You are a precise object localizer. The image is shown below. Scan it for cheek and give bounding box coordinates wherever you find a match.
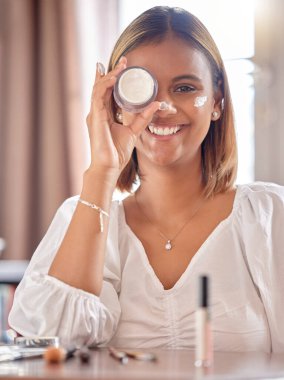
[193,95,208,108]
[188,104,213,141]
[192,96,215,121]
[192,94,215,110]
[177,94,214,115]
[196,110,213,133]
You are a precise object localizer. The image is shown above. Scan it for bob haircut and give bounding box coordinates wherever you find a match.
[108,6,237,198]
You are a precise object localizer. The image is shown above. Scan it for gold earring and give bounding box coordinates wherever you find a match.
[116,112,123,123]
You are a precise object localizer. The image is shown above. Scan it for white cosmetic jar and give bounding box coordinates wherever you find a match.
[114,66,158,113]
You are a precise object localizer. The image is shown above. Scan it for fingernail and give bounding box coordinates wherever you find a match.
[97,62,105,76]
[117,57,127,70]
[159,102,177,113]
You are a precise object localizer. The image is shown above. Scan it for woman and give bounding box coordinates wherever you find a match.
[9,6,284,352]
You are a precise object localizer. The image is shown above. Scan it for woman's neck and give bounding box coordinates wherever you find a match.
[136,161,205,220]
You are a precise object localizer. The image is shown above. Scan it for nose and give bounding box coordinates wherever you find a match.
[155,87,177,115]
[158,101,177,115]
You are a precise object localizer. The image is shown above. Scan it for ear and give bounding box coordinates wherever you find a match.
[212,80,223,120]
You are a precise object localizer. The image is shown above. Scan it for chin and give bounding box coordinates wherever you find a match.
[147,154,181,167]
[136,145,187,169]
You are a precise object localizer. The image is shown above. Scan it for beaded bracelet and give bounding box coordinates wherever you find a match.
[78,198,109,232]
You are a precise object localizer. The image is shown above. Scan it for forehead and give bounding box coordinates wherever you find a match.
[125,36,212,83]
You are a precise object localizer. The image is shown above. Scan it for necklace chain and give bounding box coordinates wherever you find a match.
[134,193,205,252]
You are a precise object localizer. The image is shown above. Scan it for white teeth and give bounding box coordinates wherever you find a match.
[148,125,181,136]
[173,126,180,134]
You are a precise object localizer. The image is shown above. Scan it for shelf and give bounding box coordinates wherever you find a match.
[0,260,29,284]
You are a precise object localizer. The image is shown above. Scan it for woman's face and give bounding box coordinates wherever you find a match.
[122,35,221,169]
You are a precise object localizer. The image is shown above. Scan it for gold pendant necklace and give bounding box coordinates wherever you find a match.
[135,193,205,252]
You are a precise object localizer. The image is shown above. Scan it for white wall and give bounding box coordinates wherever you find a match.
[254,0,284,185]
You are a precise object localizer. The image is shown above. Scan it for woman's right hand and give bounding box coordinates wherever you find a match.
[86,57,160,180]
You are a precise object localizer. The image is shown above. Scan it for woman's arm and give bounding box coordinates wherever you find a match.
[9,197,122,347]
[48,58,160,295]
[48,169,117,295]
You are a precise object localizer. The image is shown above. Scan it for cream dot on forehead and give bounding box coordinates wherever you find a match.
[118,68,155,105]
[194,96,208,108]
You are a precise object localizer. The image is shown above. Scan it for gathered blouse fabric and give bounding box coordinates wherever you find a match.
[8,182,284,352]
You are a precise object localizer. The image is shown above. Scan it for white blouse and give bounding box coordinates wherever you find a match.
[9,182,284,352]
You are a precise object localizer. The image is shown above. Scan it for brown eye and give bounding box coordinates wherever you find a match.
[175,85,196,93]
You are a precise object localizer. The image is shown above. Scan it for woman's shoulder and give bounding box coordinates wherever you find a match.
[234,181,284,222]
[236,181,284,203]
[237,181,284,194]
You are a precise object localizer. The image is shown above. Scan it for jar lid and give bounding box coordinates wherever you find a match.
[114,66,158,112]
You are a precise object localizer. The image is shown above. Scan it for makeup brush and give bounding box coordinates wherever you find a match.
[44,346,76,364]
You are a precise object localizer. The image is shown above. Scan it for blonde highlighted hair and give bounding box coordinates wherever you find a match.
[108,6,237,197]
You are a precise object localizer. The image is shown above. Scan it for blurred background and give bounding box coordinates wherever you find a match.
[0,0,284,261]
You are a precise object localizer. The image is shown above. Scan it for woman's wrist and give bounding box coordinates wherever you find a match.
[81,167,119,203]
[84,166,119,184]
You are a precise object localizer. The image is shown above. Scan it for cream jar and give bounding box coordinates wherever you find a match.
[114,66,158,113]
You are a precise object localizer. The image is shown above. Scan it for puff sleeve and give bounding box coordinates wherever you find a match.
[238,183,284,352]
[8,197,122,347]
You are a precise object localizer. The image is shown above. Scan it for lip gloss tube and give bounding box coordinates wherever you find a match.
[195,275,213,368]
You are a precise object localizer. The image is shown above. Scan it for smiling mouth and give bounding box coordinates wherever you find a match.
[147,123,188,136]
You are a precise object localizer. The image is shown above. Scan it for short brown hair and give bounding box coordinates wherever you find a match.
[108,6,237,197]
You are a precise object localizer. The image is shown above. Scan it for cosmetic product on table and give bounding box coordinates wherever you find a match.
[195,275,213,368]
[15,336,60,348]
[0,345,48,363]
[0,336,66,363]
[122,349,157,361]
[44,346,77,364]
[108,346,129,364]
[78,346,91,364]
[108,346,157,364]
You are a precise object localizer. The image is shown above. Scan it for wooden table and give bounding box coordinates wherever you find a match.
[1,348,284,380]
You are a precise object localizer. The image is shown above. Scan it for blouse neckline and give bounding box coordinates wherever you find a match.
[118,185,242,293]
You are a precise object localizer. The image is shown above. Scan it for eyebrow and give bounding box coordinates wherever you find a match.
[172,74,202,83]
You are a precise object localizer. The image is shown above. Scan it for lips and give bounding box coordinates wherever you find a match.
[147,123,188,136]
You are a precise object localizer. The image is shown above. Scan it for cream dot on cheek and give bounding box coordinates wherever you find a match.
[194,96,208,108]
